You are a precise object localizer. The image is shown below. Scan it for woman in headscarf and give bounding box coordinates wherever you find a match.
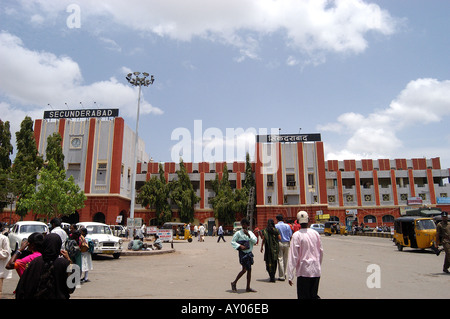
[260,219,281,282]
[6,232,44,277]
[15,233,75,299]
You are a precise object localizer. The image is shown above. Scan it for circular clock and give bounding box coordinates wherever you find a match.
[71,137,82,148]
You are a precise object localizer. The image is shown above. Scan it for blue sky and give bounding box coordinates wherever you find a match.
[1,1,450,167]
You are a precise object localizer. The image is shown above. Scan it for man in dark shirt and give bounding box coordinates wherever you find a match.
[435,211,450,273]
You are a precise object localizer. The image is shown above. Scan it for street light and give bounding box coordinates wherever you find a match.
[126,72,154,231]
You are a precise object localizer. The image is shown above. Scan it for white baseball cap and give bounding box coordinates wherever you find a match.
[297,211,309,224]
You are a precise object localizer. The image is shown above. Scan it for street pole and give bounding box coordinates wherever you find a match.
[126,72,154,236]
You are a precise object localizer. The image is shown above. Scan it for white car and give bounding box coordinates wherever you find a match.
[310,223,325,234]
[76,222,123,259]
[8,221,49,252]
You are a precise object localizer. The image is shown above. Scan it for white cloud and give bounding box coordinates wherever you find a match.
[0,31,162,120]
[318,78,450,161]
[21,0,398,60]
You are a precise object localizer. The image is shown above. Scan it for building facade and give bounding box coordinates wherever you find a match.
[3,118,450,230]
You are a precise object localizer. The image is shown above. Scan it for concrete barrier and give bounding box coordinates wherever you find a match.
[356,232,393,238]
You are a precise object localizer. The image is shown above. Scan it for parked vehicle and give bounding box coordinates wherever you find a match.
[76,222,123,258]
[8,221,48,252]
[393,216,436,251]
[324,221,348,236]
[310,223,325,234]
[161,222,192,242]
[109,224,127,237]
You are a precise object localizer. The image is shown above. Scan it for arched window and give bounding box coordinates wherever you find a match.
[382,215,394,223]
[93,212,106,224]
[364,215,376,224]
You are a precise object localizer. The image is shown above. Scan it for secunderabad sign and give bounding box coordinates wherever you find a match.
[43,109,119,119]
[256,133,321,143]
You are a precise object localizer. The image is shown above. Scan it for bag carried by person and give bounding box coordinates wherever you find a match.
[79,236,89,253]
[65,239,80,261]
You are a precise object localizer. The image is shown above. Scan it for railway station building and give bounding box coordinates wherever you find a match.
[3,114,450,230]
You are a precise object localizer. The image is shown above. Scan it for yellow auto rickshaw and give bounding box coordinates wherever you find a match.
[161,222,193,242]
[393,216,436,251]
[324,221,347,236]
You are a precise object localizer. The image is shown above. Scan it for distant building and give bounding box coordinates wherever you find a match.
[3,117,450,231]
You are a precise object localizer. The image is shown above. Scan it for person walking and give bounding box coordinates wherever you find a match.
[260,219,280,282]
[230,218,257,293]
[275,214,292,281]
[217,224,226,242]
[79,227,93,283]
[0,222,12,298]
[199,223,205,242]
[435,211,450,273]
[287,211,323,299]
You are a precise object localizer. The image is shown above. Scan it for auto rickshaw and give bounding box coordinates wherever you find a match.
[161,222,193,242]
[324,221,348,236]
[393,216,436,251]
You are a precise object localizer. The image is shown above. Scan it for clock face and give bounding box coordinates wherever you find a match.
[71,137,81,148]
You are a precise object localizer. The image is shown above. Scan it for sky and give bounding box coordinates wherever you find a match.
[1,0,450,168]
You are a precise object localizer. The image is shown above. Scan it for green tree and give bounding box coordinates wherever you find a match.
[12,116,43,219]
[210,163,236,225]
[0,120,13,211]
[16,159,86,220]
[137,163,172,224]
[45,132,65,170]
[169,160,200,223]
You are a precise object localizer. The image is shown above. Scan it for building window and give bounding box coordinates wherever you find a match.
[267,174,274,187]
[328,195,335,203]
[382,194,390,202]
[67,163,81,181]
[364,195,372,202]
[267,196,272,204]
[346,194,354,202]
[96,162,107,185]
[286,174,296,187]
[308,173,315,187]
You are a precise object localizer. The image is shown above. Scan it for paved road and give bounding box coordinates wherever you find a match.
[2,234,449,300]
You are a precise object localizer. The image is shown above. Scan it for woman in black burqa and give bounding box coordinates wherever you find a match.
[15,233,75,299]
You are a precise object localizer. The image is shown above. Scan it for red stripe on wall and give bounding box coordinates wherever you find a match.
[427,169,436,204]
[277,143,283,205]
[34,119,42,152]
[255,143,264,206]
[110,117,124,194]
[316,142,328,205]
[84,118,96,194]
[58,119,66,146]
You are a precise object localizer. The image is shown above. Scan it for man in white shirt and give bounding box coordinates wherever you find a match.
[50,218,68,250]
[198,223,205,242]
[287,211,323,299]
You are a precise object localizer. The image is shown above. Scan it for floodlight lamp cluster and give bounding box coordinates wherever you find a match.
[126,72,155,87]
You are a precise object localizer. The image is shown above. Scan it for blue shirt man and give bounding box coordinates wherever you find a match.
[275,215,293,281]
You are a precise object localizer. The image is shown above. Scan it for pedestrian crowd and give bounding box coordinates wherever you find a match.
[0,218,93,299]
[230,212,324,299]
